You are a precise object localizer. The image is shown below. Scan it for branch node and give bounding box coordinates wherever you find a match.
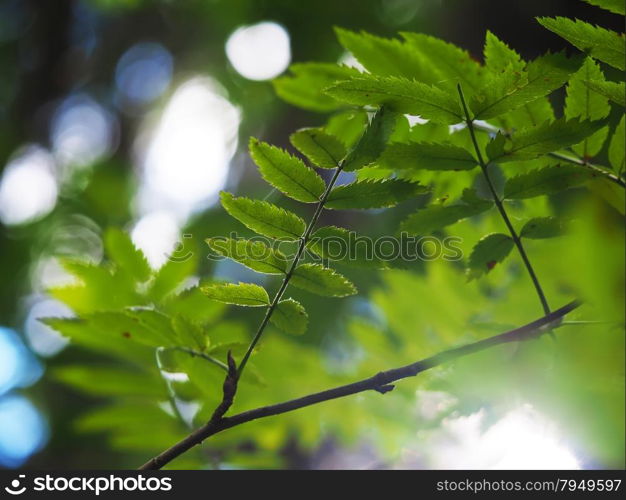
[374,384,395,394]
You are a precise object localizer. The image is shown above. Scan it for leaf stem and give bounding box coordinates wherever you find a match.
[167,346,229,372]
[457,84,551,316]
[237,165,344,378]
[472,121,625,188]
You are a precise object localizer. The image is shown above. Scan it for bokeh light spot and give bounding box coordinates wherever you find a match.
[225,21,291,81]
[0,395,48,468]
[0,145,57,226]
[115,42,173,105]
[51,94,117,171]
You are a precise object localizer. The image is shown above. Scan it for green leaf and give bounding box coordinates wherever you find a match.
[400,189,493,235]
[148,251,198,303]
[467,233,514,279]
[335,28,433,81]
[207,237,288,275]
[520,216,565,239]
[249,138,325,203]
[271,298,308,335]
[53,365,165,398]
[290,128,347,168]
[608,115,625,172]
[291,263,356,297]
[326,179,427,210]
[171,314,207,352]
[584,80,626,107]
[41,316,153,364]
[379,142,477,171]
[342,106,397,171]
[537,17,625,70]
[104,227,151,282]
[564,58,611,158]
[220,192,306,240]
[325,75,464,124]
[308,226,388,269]
[565,58,611,121]
[51,259,139,314]
[503,165,593,199]
[582,0,625,14]
[400,32,485,92]
[470,52,582,120]
[201,282,270,307]
[484,31,525,73]
[272,63,360,112]
[487,118,606,163]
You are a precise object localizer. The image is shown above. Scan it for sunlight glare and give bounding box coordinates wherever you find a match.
[225,22,291,81]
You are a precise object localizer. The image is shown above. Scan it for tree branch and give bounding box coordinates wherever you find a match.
[139,299,581,470]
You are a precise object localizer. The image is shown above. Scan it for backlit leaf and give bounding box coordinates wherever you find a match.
[207,237,288,275]
[467,233,514,279]
[271,299,308,335]
[220,192,305,240]
[290,128,347,168]
[249,138,325,202]
[326,179,427,209]
[291,263,357,297]
[201,282,270,307]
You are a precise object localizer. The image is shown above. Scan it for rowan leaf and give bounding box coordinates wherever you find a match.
[201,282,270,307]
[326,179,428,210]
[308,226,388,269]
[104,227,151,282]
[537,17,625,70]
[565,58,611,121]
[503,165,593,199]
[249,138,325,202]
[487,118,606,163]
[564,58,611,157]
[290,128,347,168]
[401,32,484,92]
[148,252,198,303]
[272,63,360,112]
[470,52,582,120]
[467,233,514,280]
[520,216,565,239]
[271,299,308,335]
[584,80,626,107]
[325,75,464,124]
[220,192,305,240]
[207,237,288,275]
[291,263,356,297]
[342,106,398,171]
[400,189,493,235]
[484,30,525,73]
[53,366,165,398]
[379,142,478,171]
[335,28,434,81]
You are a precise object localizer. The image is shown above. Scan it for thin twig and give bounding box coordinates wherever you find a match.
[237,162,344,378]
[457,84,551,316]
[473,121,625,189]
[139,299,581,470]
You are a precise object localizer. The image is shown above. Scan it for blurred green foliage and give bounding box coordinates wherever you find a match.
[0,0,623,470]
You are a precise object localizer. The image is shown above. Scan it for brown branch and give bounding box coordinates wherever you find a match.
[139,299,581,470]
